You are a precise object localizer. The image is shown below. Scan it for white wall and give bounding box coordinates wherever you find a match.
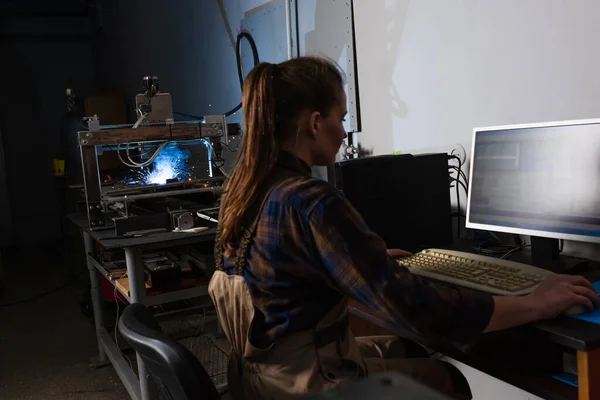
[353,0,600,259]
[354,0,600,157]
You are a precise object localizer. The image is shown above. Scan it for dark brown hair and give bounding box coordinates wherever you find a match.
[219,56,344,251]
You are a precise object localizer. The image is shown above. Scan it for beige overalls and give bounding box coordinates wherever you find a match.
[209,183,471,400]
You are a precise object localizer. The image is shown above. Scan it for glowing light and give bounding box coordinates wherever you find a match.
[144,144,190,185]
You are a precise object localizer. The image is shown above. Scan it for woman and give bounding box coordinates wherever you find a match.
[209,56,599,399]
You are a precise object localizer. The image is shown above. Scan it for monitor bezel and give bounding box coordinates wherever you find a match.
[465,117,600,244]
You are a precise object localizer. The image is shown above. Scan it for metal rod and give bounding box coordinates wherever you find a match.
[285,0,293,59]
[204,140,214,178]
[124,247,153,399]
[81,146,103,228]
[154,305,215,319]
[98,329,141,400]
[216,0,236,50]
[124,247,145,304]
[102,177,225,196]
[136,354,152,400]
[77,121,224,146]
[103,186,223,202]
[144,285,209,307]
[154,305,206,318]
[84,231,107,363]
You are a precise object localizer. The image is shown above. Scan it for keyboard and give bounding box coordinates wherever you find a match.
[396,249,552,296]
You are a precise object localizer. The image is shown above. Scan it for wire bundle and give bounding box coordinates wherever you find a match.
[448,152,468,238]
[473,233,529,259]
[117,142,170,168]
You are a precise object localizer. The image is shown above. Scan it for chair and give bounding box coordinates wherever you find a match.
[118,303,221,400]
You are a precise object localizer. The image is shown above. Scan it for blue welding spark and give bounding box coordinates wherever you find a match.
[144,144,191,184]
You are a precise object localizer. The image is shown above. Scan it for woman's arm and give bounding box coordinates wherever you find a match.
[485,274,600,332]
[309,188,599,345]
[386,249,600,333]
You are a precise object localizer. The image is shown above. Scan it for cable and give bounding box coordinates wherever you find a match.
[223,140,240,152]
[116,142,169,168]
[189,305,207,353]
[126,142,168,167]
[173,112,204,121]
[202,139,230,177]
[449,166,469,188]
[450,178,468,196]
[474,234,526,256]
[132,113,146,129]
[115,137,230,180]
[501,244,531,259]
[114,283,133,369]
[448,155,464,238]
[223,31,260,117]
[456,178,461,238]
[132,106,147,129]
[489,232,501,243]
[136,142,169,158]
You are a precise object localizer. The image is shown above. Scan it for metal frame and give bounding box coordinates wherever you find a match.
[78,120,227,230]
[242,0,360,132]
[294,0,361,132]
[465,117,600,245]
[83,228,216,400]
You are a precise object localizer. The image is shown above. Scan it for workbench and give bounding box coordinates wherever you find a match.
[68,213,217,400]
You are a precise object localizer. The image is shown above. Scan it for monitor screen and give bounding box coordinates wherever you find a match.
[466,119,600,244]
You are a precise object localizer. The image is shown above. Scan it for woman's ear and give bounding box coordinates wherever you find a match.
[308,111,322,138]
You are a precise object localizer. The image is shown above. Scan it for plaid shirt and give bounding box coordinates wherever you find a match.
[221,152,494,348]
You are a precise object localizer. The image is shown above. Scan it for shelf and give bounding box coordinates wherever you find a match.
[144,285,209,306]
[88,255,132,302]
[87,254,209,306]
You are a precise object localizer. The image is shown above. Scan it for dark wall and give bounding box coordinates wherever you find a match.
[93,0,256,124]
[93,0,267,177]
[0,10,96,245]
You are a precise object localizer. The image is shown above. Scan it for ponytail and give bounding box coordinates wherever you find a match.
[219,63,279,250]
[219,57,344,251]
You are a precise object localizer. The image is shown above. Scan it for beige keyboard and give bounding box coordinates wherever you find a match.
[397,249,552,296]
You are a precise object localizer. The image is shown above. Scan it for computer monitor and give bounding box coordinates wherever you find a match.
[466,118,600,268]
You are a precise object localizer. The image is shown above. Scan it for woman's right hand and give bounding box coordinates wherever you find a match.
[526,274,600,319]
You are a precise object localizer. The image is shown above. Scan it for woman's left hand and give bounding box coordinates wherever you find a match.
[386,249,413,258]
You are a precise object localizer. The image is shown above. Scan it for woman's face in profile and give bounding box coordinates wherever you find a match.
[311,90,348,166]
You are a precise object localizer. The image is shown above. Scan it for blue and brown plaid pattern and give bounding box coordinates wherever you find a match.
[218,152,494,348]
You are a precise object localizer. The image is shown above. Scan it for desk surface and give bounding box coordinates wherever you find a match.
[67,213,217,250]
[349,301,577,400]
[444,241,600,352]
[507,249,600,352]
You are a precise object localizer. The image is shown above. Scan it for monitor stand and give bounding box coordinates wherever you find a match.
[531,236,590,273]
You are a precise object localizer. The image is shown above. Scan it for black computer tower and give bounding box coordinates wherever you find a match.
[332,153,453,251]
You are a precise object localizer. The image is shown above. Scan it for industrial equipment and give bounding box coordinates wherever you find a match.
[78,77,239,234]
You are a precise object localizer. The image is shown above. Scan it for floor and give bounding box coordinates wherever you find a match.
[0,244,130,400]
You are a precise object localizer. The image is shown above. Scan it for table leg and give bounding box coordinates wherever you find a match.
[84,231,107,364]
[577,348,600,400]
[124,247,154,400]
